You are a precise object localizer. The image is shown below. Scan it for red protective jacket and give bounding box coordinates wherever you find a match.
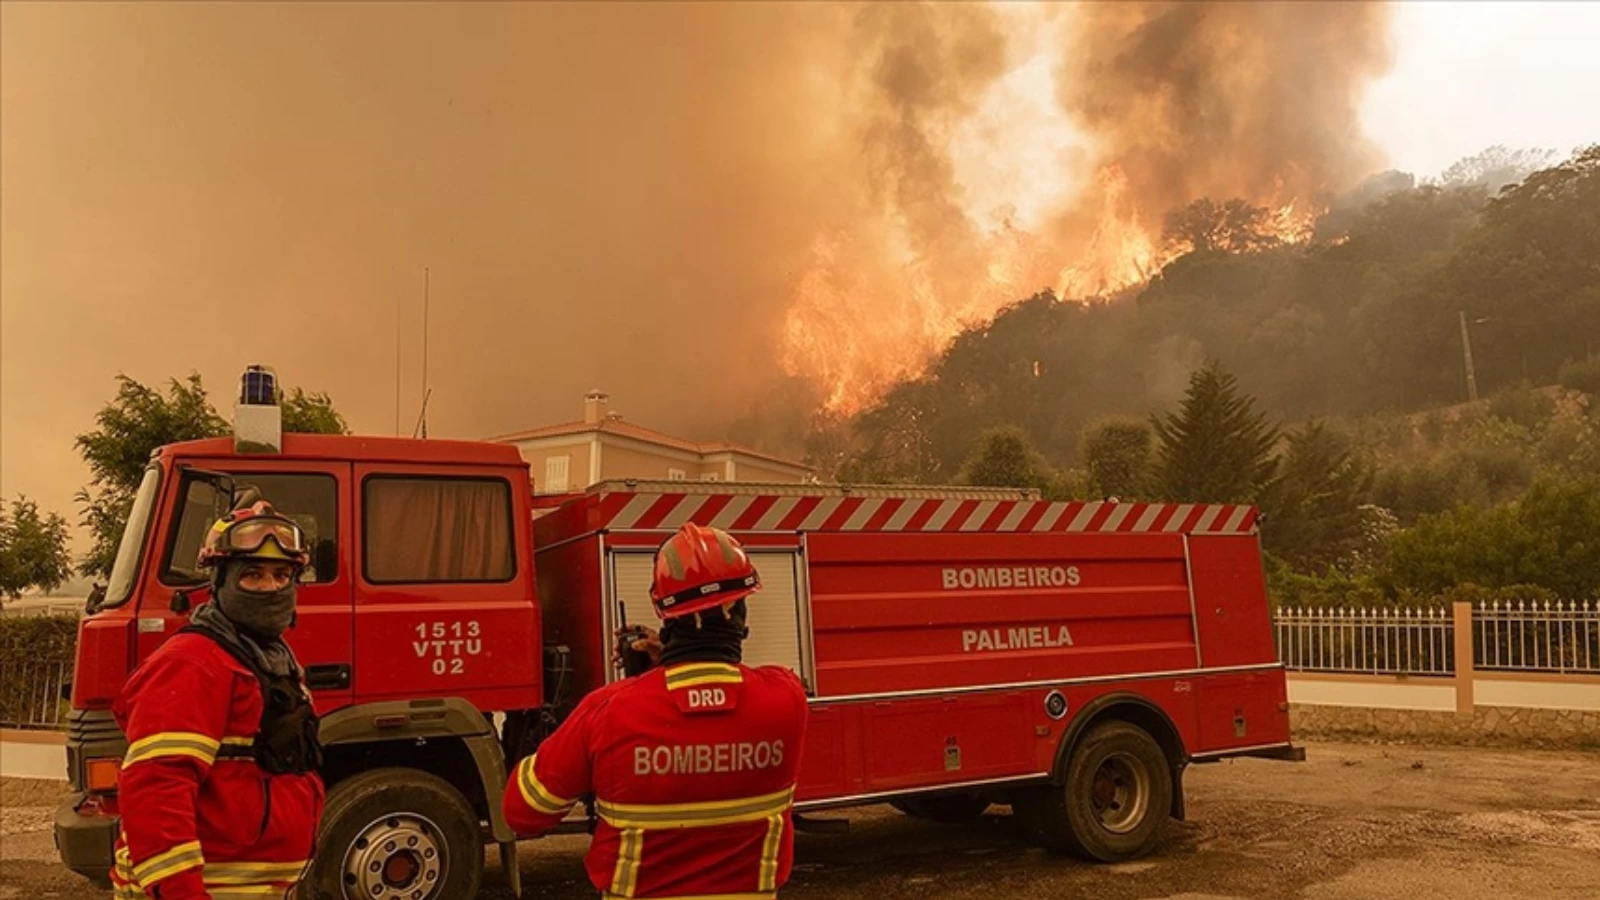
[108,633,324,900]
[505,660,809,899]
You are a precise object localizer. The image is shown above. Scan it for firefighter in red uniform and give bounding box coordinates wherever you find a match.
[504,522,810,899]
[109,499,324,900]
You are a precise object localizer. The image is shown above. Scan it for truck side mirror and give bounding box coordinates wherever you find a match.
[84,583,107,615]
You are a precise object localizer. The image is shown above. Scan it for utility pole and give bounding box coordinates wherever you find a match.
[1458,310,1479,403]
[421,267,430,439]
[394,290,402,437]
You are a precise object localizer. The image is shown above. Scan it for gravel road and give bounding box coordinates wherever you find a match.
[5,741,1598,900]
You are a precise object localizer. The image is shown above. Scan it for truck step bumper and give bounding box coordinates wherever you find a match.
[54,792,116,885]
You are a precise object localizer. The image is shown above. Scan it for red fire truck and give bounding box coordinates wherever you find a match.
[55,375,1299,899]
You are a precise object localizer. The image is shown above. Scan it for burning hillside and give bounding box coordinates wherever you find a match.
[780,2,1391,416]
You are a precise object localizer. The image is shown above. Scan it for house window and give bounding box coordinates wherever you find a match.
[703,473,721,482]
[545,455,571,493]
[667,468,687,481]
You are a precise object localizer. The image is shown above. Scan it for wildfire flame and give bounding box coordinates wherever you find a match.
[1054,165,1160,300]
[773,1,1377,418]
[783,166,1323,417]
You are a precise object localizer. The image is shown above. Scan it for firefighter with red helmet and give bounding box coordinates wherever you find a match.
[504,522,810,899]
[109,499,324,900]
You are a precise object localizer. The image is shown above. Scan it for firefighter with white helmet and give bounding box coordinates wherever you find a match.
[504,522,810,898]
[109,498,323,900]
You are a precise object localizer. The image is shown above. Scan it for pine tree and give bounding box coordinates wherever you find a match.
[1152,361,1278,502]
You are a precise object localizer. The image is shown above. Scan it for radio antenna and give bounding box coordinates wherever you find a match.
[420,267,430,437]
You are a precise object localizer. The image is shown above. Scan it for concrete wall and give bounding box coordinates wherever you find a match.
[0,729,66,780]
[1288,669,1600,749]
[1291,701,1600,749]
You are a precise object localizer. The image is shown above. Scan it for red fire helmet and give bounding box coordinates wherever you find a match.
[648,523,762,620]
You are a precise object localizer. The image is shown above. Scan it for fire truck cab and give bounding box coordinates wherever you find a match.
[56,370,1299,900]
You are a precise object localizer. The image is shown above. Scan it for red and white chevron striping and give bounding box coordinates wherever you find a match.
[596,494,1258,535]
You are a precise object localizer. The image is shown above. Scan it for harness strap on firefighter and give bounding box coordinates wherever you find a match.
[179,621,323,775]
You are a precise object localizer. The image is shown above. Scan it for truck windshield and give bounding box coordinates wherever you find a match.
[102,466,162,609]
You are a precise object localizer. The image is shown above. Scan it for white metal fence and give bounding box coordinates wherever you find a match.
[1274,601,1600,675]
[1274,607,1456,675]
[0,661,72,729]
[1475,600,1600,674]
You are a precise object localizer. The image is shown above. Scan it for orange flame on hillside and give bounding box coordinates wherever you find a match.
[772,1,1384,419]
[782,164,1323,417]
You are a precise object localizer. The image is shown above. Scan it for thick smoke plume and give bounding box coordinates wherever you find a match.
[3,2,1394,525]
[1053,1,1393,246]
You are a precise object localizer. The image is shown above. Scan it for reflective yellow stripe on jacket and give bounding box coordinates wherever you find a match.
[205,858,310,884]
[597,786,796,899]
[130,840,204,886]
[517,754,577,816]
[123,733,220,768]
[595,786,794,830]
[663,662,744,691]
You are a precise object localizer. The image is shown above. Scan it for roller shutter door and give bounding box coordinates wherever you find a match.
[609,550,805,678]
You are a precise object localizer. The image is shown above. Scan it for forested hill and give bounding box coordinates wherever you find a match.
[823,145,1600,485]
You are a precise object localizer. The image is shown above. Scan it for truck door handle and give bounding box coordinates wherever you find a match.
[305,664,351,691]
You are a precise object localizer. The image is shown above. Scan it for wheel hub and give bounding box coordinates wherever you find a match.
[1090,751,1150,835]
[342,813,447,900]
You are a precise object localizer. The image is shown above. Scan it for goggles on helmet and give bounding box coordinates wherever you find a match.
[216,514,307,558]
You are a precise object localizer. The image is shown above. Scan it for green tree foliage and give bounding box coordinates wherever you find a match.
[1376,145,1600,405]
[0,497,73,600]
[1558,355,1600,396]
[1379,476,1600,599]
[962,427,1050,491]
[1151,362,1278,502]
[1080,417,1151,499]
[282,388,350,435]
[75,374,227,578]
[1261,423,1373,572]
[75,373,348,578]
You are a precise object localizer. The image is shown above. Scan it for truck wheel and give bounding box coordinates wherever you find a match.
[890,794,992,822]
[1016,720,1172,862]
[303,768,484,900]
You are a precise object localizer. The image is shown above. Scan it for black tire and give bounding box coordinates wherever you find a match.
[1015,720,1172,862]
[302,767,484,900]
[890,794,992,822]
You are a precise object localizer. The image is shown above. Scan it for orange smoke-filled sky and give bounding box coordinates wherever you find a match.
[3,2,1599,560]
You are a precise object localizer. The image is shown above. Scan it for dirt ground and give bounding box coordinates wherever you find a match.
[4,740,1598,900]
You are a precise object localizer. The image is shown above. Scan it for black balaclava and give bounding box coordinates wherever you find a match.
[658,599,749,667]
[214,562,297,642]
[189,559,300,677]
